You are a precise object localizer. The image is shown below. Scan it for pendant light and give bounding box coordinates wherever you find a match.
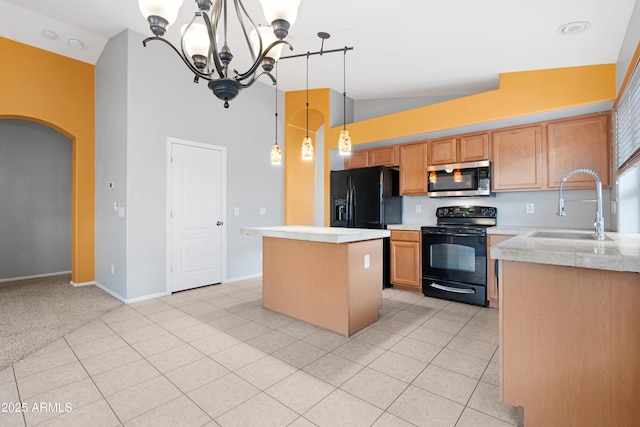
[270,62,282,165]
[338,47,351,155]
[301,53,314,160]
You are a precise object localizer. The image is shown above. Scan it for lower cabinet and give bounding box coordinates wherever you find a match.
[390,230,422,290]
[487,234,513,307]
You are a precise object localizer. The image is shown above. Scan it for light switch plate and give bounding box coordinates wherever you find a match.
[364,254,370,269]
[260,207,267,216]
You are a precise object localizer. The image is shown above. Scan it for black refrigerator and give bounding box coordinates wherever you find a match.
[330,166,402,288]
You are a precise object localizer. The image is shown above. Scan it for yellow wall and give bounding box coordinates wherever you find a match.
[284,64,617,225]
[284,89,331,225]
[0,37,95,283]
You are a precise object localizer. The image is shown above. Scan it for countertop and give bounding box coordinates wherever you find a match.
[490,228,640,273]
[240,225,390,244]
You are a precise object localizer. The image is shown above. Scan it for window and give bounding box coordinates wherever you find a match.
[616,56,640,173]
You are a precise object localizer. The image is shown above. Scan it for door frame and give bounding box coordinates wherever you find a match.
[166,137,227,293]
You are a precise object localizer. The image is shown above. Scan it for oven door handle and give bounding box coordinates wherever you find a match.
[429,282,476,294]
[422,231,482,238]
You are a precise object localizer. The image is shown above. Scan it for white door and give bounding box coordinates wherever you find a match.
[170,141,224,292]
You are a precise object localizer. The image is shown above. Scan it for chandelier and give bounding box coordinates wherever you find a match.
[138,0,301,108]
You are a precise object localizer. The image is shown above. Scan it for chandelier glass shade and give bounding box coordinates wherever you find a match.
[139,0,301,108]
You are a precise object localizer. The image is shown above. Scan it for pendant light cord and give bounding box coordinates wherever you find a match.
[343,47,347,130]
[306,52,310,138]
[275,62,278,146]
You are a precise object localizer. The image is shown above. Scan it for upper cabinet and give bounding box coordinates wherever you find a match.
[343,150,369,169]
[369,145,399,167]
[399,141,428,195]
[429,133,489,165]
[344,145,399,169]
[491,125,544,191]
[491,112,611,192]
[546,112,611,189]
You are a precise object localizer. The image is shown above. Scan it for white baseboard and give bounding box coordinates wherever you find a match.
[0,271,72,283]
[70,280,97,287]
[224,273,262,283]
[124,291,171,304]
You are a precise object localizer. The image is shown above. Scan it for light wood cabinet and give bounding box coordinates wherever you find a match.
[546,112,611,188]
[344,146,399,169]
[390,230,421,289]
[429,133,489,165]
[368,145,399,167]
[459,133,490,162]
[399,142,428,195]
[429,137,457,165]
[491,125,544,191]
[343,150,368,169]
[487,234,513,307]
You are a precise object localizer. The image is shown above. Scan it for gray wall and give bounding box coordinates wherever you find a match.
[0,119,71,280]
[95,30,129,297]
[95,29,284,300]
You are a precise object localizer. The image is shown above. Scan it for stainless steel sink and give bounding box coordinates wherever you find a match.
[530,231,612,241]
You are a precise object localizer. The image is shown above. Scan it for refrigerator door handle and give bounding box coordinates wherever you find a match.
[350,186,356,227]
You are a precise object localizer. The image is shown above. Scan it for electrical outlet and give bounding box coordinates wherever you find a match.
[110,264,115,275]
[364,254,370,269]
[526,203,534,214]
[234,207,240,216]
[260,207,267,216]
[415,204,422,213]
[611,200,617,215]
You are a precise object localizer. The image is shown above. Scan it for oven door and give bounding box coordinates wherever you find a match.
[421,229,487,286]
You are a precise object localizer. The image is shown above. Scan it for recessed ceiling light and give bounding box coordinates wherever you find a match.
[42,30,58,40]
[557,21,591,35]
[68,38,84,49]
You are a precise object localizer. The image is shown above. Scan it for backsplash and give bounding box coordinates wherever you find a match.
[402,189,613,230]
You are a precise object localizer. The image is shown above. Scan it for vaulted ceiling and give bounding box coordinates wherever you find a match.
[0,0,636,100]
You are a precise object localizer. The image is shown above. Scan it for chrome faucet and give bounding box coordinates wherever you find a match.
[557,169,605,240]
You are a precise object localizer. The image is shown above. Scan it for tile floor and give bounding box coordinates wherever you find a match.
[0,277,518,427]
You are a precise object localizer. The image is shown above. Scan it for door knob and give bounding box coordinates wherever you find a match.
[216,221,223,226]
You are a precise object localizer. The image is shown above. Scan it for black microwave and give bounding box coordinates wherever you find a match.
[427,160,491,197]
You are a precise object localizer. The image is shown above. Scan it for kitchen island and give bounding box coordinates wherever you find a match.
[491,230,640,426]
[240,226,390,336]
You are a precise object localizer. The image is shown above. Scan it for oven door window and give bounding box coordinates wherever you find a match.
[430,243,476,272]
[422,234,487,286]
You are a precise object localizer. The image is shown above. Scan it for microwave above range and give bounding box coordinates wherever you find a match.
[427,160,491,197]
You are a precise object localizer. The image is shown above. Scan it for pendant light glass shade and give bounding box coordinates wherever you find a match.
[301,136,314,160]
[338,129,351,155]
[271,143,282,165]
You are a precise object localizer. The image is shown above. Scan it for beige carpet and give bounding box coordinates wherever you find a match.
[0,274,122,370]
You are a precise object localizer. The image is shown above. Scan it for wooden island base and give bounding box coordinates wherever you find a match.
[262,236,383,336]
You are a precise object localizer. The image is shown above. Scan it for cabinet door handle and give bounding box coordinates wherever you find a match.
[216,221,223,226]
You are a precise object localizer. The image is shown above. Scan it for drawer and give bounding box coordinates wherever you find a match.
[391,230,421,242]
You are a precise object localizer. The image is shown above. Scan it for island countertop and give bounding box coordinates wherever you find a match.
[490,228,640,273]
[240,225,390,244]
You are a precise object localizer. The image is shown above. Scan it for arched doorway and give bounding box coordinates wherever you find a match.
[0,119,72,281]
